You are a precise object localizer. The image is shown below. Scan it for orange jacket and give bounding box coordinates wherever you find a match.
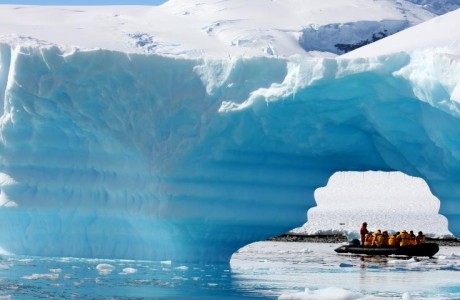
[398,232,411,247]
[388,235,397,246]
[372,233,384,247]
[364,234,374,247]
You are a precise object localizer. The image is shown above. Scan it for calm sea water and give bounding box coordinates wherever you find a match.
[1,242,460,299]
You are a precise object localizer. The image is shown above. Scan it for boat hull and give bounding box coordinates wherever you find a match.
[334,243,439,257]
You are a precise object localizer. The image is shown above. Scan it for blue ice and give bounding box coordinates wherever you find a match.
[0,42,459,262]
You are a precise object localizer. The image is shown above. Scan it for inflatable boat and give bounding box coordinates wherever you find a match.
[334,240,439,257]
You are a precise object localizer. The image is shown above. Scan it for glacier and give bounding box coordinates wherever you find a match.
[1,40,460,263]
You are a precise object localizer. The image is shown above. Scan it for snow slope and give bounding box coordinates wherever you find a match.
[344,8,460,58]
[0,2,459,262]
[0,0,436,58]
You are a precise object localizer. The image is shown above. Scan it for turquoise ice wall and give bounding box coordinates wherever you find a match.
[0,44,459,262]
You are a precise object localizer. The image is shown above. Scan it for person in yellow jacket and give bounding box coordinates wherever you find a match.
[409,230,417,245]
[364,232,374,247]
[372,230,384,247]
[381,231,389,246]
[397,230,411,247]
[416,231,426,245]
[388,233,397,247]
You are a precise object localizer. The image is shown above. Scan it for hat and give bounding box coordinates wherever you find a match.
[401,230,407,233]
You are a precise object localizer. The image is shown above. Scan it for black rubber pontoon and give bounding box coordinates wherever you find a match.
[335,242,439,257]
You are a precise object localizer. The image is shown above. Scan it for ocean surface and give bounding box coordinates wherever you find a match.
[1,241,460,299]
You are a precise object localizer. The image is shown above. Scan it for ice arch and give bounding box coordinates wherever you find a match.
[292,171,452,238]
[0,43,459,262]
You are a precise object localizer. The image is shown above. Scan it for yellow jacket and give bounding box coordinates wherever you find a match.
[364,234,374,247]
[388,235,397,247]
[372,233,384,247]
[398,231,411,247]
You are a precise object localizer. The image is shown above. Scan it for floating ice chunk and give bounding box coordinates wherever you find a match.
[175,266,189,270]
[96,263,115,275]
[120,267,137,274]
[22,273,59,280]
[388,259,412,265]
[49,268,62,273]
[402,292,412,300]
[161,260,172,265]
[278,287,364,300]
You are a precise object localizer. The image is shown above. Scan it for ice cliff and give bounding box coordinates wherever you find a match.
[0,2,460,262]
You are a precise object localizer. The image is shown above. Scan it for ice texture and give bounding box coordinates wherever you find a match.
[405,0,460,15]
[0,7,460,262]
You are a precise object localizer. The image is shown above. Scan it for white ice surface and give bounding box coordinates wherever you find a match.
[231,241,460,299]
[291,171,452,238]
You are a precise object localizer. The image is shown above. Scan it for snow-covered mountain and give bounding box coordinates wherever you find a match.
[0,0,439,57]
[406,0,460,15]
[0,1,459,262]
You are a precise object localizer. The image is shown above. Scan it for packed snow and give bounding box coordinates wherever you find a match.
[0,0,438,58]
[292,171,452,238]
[343,8,460,58]
[0,0,460,263]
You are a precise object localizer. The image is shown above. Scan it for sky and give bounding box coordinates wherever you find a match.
[0,0,166,4]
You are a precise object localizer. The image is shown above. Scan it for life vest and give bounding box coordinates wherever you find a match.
[364,234,374,247]
[388,235,397,247]
[382,236,388,246]
[398,232,411,247]
[372,233,384,247]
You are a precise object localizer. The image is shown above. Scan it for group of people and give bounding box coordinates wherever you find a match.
[360,222,426,247]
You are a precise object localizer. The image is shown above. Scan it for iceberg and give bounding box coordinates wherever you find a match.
[0,2,459,262]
